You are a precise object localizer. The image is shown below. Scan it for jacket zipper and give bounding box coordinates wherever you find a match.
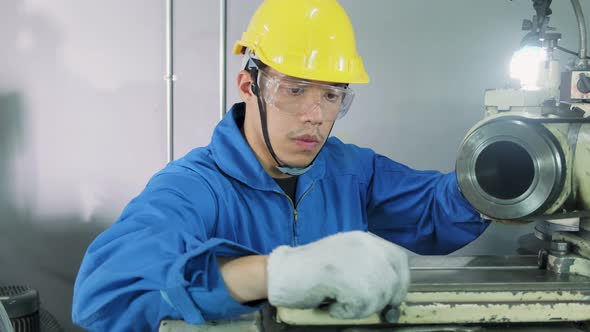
[283,195,297,246]
[279,181,315,246]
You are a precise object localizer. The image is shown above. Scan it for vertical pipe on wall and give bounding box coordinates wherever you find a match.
[165,0,175,162]
[220,0,227,119]
[570,0,588,66]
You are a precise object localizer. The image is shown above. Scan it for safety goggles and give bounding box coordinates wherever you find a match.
[257,69,355,121]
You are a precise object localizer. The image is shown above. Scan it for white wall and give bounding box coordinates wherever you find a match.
[1,0,589,330]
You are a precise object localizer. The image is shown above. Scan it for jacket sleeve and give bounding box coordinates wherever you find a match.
[366,154,490,255]
[72,169,261,331]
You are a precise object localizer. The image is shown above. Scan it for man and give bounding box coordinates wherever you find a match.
[72,0,490,331]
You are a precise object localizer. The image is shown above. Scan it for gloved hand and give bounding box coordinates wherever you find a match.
[267,231,410,320]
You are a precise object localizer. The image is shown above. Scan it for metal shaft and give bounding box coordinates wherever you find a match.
[166,0,174,163]
[570,0,587,64]
[219,0,227,120]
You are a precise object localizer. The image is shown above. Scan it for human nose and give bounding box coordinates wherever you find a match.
[299,90,324,123]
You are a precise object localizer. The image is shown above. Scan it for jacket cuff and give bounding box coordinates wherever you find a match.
[164,238,263,324]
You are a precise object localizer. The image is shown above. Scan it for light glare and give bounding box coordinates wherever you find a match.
[510,46,547,91]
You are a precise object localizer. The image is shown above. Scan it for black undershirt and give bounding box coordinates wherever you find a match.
[274,176,298,203]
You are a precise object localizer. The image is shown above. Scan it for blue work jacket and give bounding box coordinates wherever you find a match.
[72,103,489,331]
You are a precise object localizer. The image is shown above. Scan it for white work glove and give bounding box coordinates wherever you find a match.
[267,231,410,320]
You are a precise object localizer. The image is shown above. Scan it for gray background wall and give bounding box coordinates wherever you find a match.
[1,1,588,330]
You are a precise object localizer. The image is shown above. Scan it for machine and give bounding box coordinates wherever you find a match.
[160,1,590,331]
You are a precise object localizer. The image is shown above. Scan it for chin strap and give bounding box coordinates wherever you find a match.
[248,66,312,175]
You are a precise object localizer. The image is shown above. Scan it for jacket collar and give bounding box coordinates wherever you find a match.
[210,103,325,192]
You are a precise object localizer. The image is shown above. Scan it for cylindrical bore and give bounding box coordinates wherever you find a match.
[456,118,566,220]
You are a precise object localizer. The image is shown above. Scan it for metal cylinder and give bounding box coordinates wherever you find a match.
[0,286,40,332]
[455,116,584,220]
[574,123,590,211]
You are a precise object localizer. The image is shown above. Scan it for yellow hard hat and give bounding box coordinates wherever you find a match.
[233,0,369,84]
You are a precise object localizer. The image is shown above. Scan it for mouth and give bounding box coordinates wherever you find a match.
[293,135,320,150]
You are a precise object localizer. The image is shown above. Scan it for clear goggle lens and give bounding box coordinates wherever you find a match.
[257,70,355,121]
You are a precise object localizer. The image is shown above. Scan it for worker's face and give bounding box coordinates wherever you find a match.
[238,68,352,175]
